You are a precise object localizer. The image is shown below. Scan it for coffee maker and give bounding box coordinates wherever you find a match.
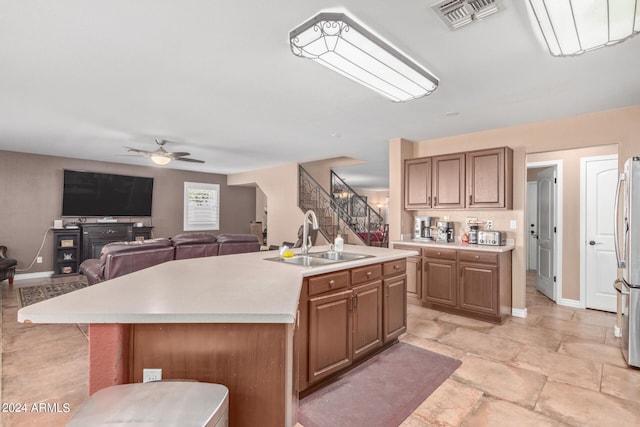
[414,216,434,240]
[436,221,454,242]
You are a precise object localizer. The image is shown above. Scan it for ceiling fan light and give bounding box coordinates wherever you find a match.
[289,12,439,102]
[151,155,171,165]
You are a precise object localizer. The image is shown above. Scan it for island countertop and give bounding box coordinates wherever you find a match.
[17,244,417,325]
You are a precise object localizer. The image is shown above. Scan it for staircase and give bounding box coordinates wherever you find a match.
[298,166,387,247]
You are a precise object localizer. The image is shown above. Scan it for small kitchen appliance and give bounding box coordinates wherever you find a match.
[436,221,454,243]
[477,231,505,246]
[614,157,640,367]
[414,216,434,240]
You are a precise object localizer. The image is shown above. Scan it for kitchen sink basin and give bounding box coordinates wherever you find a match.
[265,251,373,267]
[306,251,373,261]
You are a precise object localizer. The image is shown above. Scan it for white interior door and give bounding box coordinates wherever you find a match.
[537,167,556,300]
[585,156,618,312]
[527,182,538,270]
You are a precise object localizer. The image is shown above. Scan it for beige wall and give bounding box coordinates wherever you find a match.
[390,105,640,312]
[229,163,303,249]
[0,150,256,275]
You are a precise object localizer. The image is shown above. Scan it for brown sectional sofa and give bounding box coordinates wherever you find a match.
[80,233,260,285]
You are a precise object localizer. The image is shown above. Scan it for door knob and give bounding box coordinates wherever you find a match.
[589,240,602,245]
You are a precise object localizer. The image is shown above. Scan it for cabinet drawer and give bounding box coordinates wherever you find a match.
[308,271,350,296]
[459,251,498,264]
[351,264,382,285]
[422,247,457,260]
[383,260,406,277]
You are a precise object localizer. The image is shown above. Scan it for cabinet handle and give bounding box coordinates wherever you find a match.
[366,271,372,277]
[437,252,441,256]
[394,265,400,270]
[475,255,480,260]
[469,195,473,204]
[434,196,437,205]
[329,280,335,288]
[428,196,431,205]
[353,295,358,309]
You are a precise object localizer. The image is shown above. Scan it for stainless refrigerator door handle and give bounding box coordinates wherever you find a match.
[614,172,626,269]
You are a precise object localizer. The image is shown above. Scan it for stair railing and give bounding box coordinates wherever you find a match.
[298,166,352,243]
[330,170,387,246]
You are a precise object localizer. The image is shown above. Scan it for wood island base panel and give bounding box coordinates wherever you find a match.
[89,322,295,427]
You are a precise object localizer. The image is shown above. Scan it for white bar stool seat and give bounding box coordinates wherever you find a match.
[67,381,229,426]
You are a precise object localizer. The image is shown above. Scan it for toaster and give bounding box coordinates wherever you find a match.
[477,231,506,246]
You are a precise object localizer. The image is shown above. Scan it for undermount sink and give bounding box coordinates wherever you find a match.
[265,251,373,267]
[306,251,373,261]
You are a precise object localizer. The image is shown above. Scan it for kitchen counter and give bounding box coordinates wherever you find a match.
[16,244,415,427]
[391,239,515,253]
[18,244,415,325]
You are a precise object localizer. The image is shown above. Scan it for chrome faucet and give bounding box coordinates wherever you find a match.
[301,210,319,255]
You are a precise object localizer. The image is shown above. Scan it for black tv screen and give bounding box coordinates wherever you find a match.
[62,170,154,217]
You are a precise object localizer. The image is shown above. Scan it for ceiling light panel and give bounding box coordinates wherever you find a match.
[290,12,439,102]
[528,0,640,56]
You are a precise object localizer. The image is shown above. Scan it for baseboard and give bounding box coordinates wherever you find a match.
[511,307,528,318]
[557,298,583,309]
[14,271,54,281]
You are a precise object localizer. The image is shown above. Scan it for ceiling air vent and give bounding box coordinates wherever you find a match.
[432,0,503,31]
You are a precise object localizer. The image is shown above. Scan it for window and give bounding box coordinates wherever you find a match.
[184,182,220,231]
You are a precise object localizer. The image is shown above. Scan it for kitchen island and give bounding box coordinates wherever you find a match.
[18,244,415,427]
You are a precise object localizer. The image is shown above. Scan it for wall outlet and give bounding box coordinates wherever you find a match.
[510,220,517,230]
[36,256,43,264]
[143,368,162,383]
[486,220,494,230]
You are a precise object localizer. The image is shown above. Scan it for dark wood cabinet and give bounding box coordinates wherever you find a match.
[403,147,513,210]
[352,280,383,359]
[52,229,81,277]
[404,158,432,209]
[420,248,512,324]
[308,289,353,384]
[383,273,407,342]
[466,147,513,209]
[432,153,465,209]
[300,259,408,393]
[423,249,458,307]
[80,223,153,261]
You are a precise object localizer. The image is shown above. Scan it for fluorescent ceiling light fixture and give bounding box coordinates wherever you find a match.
[150,155,171,165]
[289,12,439,102]
[528,0,640,56]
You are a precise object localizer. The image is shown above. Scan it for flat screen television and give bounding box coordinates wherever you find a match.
[62,170,154,217]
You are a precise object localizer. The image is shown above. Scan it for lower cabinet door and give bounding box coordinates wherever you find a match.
[459,263,499,315]
[353,280,383,360]
[308,289,353,383]
[384,274,407,342]
[423,259,457,306]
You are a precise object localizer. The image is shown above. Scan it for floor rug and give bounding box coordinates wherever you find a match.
[298,342,462,427]
[18,281,87,308]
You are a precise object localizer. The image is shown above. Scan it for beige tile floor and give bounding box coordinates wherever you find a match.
[2,272,640,426]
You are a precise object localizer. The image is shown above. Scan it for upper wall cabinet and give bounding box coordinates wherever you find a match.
[404,147,513,210]
[432,153,466,209]
[404,158,432,209]
[466,147,513,209]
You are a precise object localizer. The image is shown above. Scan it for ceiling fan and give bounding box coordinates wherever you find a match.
[124,139,205,165]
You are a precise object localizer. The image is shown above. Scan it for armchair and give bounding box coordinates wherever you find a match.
[0,245,18,285]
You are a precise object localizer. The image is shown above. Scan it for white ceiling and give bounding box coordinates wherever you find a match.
[1,1,639,190]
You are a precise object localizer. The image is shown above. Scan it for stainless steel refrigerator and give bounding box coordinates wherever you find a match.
[614,157,640,368]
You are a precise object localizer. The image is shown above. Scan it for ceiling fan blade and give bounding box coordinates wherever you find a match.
[124,146,152,154]
[168,152,191,158]
[175,157,205,163]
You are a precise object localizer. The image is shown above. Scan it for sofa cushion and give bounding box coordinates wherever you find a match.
[216,234,260,256]
[172,233,219,260]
